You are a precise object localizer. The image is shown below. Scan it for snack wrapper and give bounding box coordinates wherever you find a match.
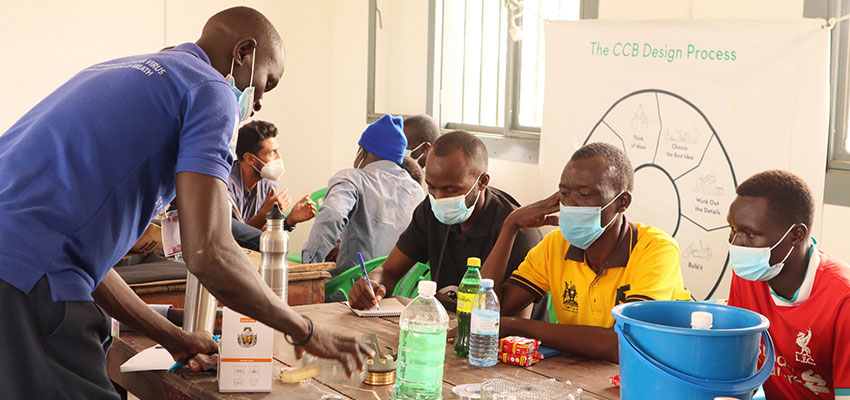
[498,350,543,367]
[499,336,541,355]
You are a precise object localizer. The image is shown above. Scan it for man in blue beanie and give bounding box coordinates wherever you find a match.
[302,114,426,277]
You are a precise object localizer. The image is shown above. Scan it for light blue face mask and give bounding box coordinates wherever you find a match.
[225,48,256,123]
[429,174,483,225]
[728,224,798,282]
[558,192,624,250]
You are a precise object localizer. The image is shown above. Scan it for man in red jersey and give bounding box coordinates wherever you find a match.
[727,170,850,399]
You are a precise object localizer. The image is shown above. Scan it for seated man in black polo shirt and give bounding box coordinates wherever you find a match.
[348,130,543,312]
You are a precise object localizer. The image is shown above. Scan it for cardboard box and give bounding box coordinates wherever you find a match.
[218,307,273,392]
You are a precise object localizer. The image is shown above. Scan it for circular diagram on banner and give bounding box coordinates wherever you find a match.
[584,89,737,300]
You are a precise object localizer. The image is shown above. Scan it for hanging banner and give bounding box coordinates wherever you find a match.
[540,20,829,300]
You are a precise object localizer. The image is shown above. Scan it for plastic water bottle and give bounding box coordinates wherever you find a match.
[393,281,449,399]
[454,257,482,357]
[469,279,499,367]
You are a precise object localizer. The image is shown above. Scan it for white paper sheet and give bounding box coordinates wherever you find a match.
[119,345,175,372]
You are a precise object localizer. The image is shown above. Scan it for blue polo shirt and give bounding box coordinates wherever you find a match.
[0,43,238,302]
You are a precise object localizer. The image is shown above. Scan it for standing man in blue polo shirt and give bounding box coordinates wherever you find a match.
[0,7,370,398]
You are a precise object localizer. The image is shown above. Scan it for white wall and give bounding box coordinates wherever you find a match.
[822,204,850,261]
[1,1,164,131]
[373,0,429,116]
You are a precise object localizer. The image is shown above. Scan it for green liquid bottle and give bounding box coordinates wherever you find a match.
[393,281,448,399]
[453,257,482,357]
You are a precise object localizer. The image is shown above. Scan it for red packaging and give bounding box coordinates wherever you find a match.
[499,336,541,355]
[498,351,543,367]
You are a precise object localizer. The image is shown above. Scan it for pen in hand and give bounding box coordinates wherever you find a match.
[357,252,379,311]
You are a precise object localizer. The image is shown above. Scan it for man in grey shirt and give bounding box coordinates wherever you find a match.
[302,114,425,275]
[227,121,316,250]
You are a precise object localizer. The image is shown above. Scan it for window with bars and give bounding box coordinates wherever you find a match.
[367,0,591,142]
[827,0,850,171]
[804,0,850,206]
[440,0,581,135]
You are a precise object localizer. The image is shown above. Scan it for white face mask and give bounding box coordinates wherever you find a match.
[250,154,285,181]
[356,148,366,169]
[404,141,429,162]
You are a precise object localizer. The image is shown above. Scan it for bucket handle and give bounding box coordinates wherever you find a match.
[614,323,775,395]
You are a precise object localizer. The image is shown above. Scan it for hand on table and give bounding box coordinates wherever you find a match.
[164,330,219,372]
[294,325,375,376]
[348,277,387,310]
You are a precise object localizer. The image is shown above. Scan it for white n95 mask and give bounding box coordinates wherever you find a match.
[251,154,285,181]
[229,132,239,159]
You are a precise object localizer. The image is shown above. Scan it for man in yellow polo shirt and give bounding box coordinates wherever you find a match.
[481,142,689,363]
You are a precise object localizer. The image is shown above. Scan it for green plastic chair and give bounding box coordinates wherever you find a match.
[546,292,559,324]
[285,187,328,264]
[324,256,387,301]
[309,187,327,209]
[392,262,431,299]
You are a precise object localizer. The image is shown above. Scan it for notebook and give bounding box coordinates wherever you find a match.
[343,298,406,317]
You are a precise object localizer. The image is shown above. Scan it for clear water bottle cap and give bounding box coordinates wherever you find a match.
[691,311,713,330]
[480,279,494,289]
[418,280,437,296]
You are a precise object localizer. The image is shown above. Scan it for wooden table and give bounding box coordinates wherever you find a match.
[108,302,621,399]
[128,251,332,307]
